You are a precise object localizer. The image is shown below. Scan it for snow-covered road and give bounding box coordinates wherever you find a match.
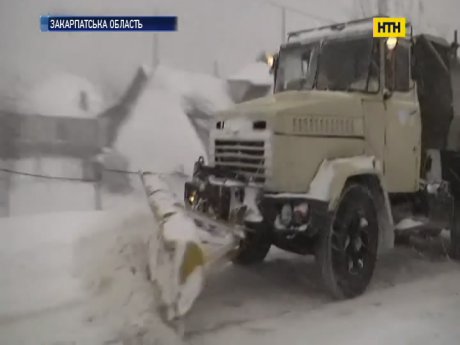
[163,175,460,345]
[0,195,459,345]
[187,248,460,345]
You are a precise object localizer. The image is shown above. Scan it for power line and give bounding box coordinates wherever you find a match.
[0,168,92,182]
[0,167,143,182]
[262,0,337,23]
[357,0,366,17]
[253,0,337,43]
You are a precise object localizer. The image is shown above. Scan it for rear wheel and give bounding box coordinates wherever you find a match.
[231,222,271,265]
[316,183,379,299]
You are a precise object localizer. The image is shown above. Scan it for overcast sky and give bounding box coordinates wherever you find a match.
[0,0,459,103]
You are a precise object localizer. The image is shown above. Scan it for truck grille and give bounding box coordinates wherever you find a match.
[214,139,266,183]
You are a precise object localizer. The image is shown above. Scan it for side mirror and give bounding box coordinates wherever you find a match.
[383,88,393,101]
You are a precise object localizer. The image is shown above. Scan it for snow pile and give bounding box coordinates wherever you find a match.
[17,73,104,118]
[228,62,272,86]
[6,157,97,216]
[9,179,96,216]
[0,208,185,345]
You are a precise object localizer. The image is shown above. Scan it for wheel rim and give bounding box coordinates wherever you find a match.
[342,213,369,275]
[330,195,376,290]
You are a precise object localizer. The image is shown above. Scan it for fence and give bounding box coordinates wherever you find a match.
[0,165,154,218]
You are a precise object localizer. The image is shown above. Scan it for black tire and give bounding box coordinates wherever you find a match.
[231,222,271,265]
[316,183,379,299]
[450,201,460,260]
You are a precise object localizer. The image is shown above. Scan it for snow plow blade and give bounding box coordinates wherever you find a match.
[140,172,240,324]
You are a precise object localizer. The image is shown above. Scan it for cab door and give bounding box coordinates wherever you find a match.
[362,39,386,167]
[383,38,422,193]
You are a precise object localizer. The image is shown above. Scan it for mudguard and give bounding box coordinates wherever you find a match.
[308,156,394,254]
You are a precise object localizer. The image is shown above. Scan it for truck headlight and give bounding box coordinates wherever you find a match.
[386,37,398,50]
[188,191,197,205]
[280,203,293,226]
[267,54,274,68]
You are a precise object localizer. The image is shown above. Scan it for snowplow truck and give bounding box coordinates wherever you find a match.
[184,17,460,299]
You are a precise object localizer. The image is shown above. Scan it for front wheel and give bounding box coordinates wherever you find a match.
[316,183,379,299]
[231,222,271,266]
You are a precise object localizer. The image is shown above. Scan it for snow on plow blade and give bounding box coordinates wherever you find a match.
[140,172,238,323]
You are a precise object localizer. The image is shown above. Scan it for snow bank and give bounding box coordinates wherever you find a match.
[9,179,96,216]
[6,155,151,216]
[228,62,272,86]
[0,208,184,345]
[17,73,104,118]
[7,157,96,216]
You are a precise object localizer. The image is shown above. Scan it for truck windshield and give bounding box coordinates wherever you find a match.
[274,42,319,93]
[317,36,377,92]
[275,35,379,93]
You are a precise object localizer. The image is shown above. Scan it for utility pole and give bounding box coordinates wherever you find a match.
[267,2,287,43]
[281,7,286,43]
[213,60,220,78]
[152,8,159,69]
[377,0,389,16]
[264,1,335,44]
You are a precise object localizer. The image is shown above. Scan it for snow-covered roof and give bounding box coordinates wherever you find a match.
[154,65,233,112]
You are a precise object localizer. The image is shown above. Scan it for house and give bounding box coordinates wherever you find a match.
[226,62,273,103]
[0,110,102,216]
